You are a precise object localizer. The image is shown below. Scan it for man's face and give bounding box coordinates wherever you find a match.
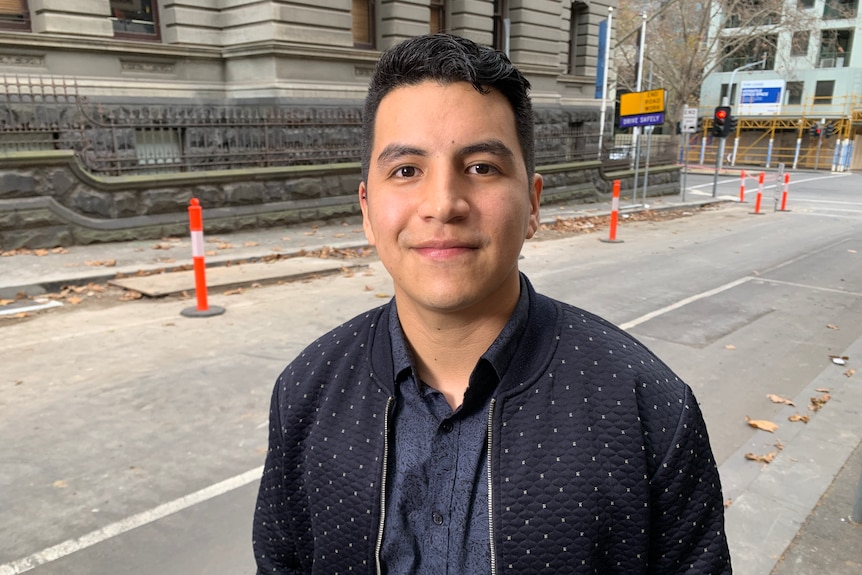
[360,80,542,318]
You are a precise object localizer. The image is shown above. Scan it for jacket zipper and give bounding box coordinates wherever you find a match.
[374,396,394,575]
[487,398,498,575]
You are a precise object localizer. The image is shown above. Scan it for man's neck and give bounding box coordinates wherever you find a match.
[397,290,519,410]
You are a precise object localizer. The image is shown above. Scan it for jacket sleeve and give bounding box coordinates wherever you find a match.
[647,385,732,575]
[252,377,304,574]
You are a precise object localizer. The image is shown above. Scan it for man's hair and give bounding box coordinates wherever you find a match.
[360,33,535,182]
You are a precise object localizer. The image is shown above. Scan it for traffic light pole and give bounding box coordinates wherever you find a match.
[711,56,767,197]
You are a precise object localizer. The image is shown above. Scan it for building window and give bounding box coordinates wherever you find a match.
[786,81,803,105]
[819,29,852,67]
[0,0,30,31]
[567,2,589,76]
[493,0,509,53]
[430,0,445,34]
[110,0,159,40]
[720,83,738,105]
[824,0,857,19]
[798,0,815,7]
[791,31,809,56]
[352,0,375,48]
[814,80,834,105]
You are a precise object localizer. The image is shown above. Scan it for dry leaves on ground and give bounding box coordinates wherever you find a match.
[845,368,856,378]
[745,416,779,433]
[745,442,784,465]
[766,394,795,406]
[809,393,831,411]
[788,413,810,423]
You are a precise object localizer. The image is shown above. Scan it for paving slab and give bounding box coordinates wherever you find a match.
[109,257,364,297]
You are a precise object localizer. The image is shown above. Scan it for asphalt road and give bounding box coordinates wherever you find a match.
[1,170,860,575]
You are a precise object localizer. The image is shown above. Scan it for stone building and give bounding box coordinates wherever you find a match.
[1,1,684,250]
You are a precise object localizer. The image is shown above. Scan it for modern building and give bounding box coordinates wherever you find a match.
[697,0,862,170]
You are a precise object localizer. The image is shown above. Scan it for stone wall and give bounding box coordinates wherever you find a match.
[0,150,679,250]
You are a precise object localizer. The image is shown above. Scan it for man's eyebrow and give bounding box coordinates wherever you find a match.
[376,144,427,165]
[459,140,515,159]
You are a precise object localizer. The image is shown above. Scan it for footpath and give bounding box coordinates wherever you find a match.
[1,188,860,575]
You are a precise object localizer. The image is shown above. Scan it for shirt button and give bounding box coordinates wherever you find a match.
[440,420,454,433]
[432,512,444,525]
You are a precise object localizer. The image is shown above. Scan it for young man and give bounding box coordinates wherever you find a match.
[253,34,731,574]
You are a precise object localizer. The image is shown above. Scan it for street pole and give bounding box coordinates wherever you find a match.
[597,7,613,160]
[711,56,767,197]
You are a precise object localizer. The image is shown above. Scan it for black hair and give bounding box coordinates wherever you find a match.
[360,33,535,182]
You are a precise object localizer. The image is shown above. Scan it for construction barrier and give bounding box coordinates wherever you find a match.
[739,169,747,202]
[181,198,226,318]
[600,180,623,244]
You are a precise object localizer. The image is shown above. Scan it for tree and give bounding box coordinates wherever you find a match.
[613,0,820,131]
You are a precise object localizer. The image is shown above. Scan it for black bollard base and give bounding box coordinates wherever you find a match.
[181,305,226,318]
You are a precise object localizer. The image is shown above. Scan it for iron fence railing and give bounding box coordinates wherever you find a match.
[1,75,665,177]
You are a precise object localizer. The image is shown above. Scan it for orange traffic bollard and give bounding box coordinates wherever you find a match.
[778,173,791,212]
[739,169,747,203]
[600,180,624,243]
[181,198,225,318]
[751,172,765,215]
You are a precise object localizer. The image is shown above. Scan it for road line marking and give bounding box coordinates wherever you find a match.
[755,278,862,298]
[620,277,754,330]
[0,466,264,575]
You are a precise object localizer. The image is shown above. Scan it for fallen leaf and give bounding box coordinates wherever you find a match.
[52,247,69,254]
[809,394,831,411]
[746,416,779,433]
[34,249,49,256]
[53,480,68,488]
[845,368,856,378]
[224,288,244,295]
[205,250,217,256]
[724,499,733,508]
[364,285,374,291]
[217,243,233,250]
[826,324,839,330]
[243,241,259,247]
[119,291,142,302]
[725,344,736,350]
[745,452,776,464]
[375,293,391,299]
[67,296,83,305]
[0,299,13,306]
[815,387,831,393]
[766,394,795,406]
[788,413,810,423]
[84,259,116,267]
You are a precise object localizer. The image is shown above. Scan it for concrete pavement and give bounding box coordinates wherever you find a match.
[2,185,860,575]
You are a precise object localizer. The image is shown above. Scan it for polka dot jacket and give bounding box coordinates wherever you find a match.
[253,276,732,575]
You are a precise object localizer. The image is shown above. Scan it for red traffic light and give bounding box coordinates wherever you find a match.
[715,109,728,120]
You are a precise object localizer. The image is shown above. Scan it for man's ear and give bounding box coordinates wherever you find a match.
[359,181,376,246]
[526,173,543,239]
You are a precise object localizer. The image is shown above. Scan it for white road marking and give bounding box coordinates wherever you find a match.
[620,277,754,330]
[0,466,264,575]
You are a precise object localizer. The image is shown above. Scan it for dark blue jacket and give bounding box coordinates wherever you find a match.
[253,279,731,574]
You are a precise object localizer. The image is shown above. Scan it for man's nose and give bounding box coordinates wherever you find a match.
[417,165,470,222]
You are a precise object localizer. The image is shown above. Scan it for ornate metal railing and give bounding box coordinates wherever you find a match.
[1,74,649,177]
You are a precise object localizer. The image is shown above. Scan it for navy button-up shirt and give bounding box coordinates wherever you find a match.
[380,279,530,574]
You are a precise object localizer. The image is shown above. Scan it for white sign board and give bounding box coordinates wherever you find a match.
[737,80,785,115]
[681,106,698,133]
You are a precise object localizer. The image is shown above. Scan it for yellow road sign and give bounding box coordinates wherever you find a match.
[620,89,666,117]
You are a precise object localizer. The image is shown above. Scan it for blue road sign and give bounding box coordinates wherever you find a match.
[619,112,665,128]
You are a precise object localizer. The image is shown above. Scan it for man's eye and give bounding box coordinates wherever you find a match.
[469,164,497,175]
[394,166,417,178]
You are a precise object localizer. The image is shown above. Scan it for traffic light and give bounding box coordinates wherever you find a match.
[712,106,731,137]
[809,123,822,138]
[824,122,836,138]
[727,115,738,135]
